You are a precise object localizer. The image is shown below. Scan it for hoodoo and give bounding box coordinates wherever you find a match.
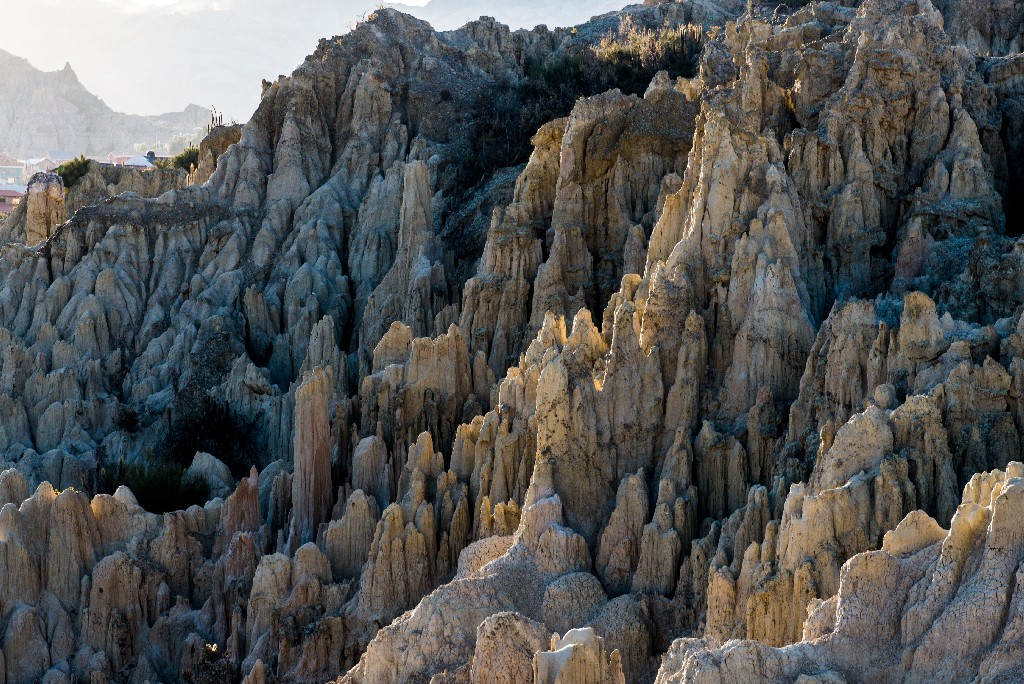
[0,0,1022,682]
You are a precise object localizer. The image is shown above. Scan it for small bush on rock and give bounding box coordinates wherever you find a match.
[156,145,199,172]
[56,155,90,189]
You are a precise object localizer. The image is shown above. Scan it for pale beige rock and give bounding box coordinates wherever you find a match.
[3,605,50,684]
[656,464,1024,684]
[351,436,392,510]
[83,551,146,672]
[469,612,548,684]
[358,160,454,375]
[632,490,682,595]
[24,172,66,246]
[360,323,473,460]
[215,467,261,555]
[0,468,29,507]
[192,124,243,186]
[458,121,561,377]
[810,406,894,491]
[288,367,334,552]
[0,1,1020,682]
[721,256,816,418]
[595,471,647,594]
[788,299,885,451]
[322,490,380,581]
[353,501,434,627]
[533,628,625,684]
[936,0,1024,56]
[541,572,608,636]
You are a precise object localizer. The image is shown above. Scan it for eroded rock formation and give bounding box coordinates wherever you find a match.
[0,0,1021,682]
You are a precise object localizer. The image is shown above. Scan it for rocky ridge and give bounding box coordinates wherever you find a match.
[0,0,1021,683]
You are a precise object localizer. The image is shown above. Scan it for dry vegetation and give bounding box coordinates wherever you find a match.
[466,18,704,181]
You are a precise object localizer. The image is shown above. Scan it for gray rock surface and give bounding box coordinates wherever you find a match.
[0,1,1020,683]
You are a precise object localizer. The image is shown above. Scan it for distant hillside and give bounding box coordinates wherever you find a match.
[5,1,629,128]
[5,0,373,127]
[0,50,209,159]
[390,0,627,30]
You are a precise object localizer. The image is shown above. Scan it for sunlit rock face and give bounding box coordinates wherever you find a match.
[0,0,1022,682]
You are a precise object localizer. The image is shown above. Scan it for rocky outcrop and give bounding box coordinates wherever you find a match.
[689,290,1022,648]
[534,628,626,684]
[356,160,457,375]
[360,321,477,458]
[66,161,187,215]
[288,367,334,551]
[656,463,1024,684]
[934,0,1024,56]
[0,0,1020,683]
[470,611,549,684]
[23,172,66,246]
[193,124,244,186]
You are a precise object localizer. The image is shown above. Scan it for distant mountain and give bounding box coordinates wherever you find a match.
[5,1,626,127]
[5,0,385,126]
[0,50,209,160]
[390,0,627,30]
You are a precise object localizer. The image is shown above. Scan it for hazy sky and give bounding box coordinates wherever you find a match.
[5,0,417,121]
[5,0,620,122]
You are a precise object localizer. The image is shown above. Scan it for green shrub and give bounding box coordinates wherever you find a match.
[157,145,199,172]
[56,155,90,189]
[115,461,209,513]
